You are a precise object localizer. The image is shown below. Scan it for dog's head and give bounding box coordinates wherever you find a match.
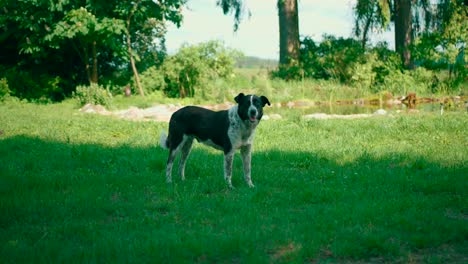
[234,93,271,124]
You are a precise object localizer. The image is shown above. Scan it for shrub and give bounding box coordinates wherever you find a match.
[138,41,241,98]
[73,83,113,107]
[1,66,65,101]
[0,78,11,100]
[272,35,366,82]
[138,66,165,93]
[350,43,403,93]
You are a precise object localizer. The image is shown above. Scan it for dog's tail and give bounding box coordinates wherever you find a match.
[160,131,169,150]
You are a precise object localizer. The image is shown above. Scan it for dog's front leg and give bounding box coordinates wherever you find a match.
[241,145,254,188]
[224,151,234,188]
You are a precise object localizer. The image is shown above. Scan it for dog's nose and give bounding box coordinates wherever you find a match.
[250,109,257,116]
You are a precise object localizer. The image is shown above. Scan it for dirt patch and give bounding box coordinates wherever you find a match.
[80,103,180,122]
[80,103,391,122]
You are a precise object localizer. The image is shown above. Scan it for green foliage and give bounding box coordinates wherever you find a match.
[353,0,391,46]
[271,34,466,96]
[73,83,113,107]
[0,0,184,101]
[0,78,11,100]
[412,1,467,89]
[273,35,366,82]
[216,0,246,31]
[1,66,65,101]
[351,43,403,92]
[138,41,241,98]
[137,66,166,94]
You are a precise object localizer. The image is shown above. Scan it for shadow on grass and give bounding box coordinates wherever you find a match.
[1,135,467,263]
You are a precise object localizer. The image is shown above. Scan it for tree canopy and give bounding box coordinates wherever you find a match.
[0,0,184,99]
[0,0,465,101]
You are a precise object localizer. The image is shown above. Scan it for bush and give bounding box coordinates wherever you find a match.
[138,41,241,98]
[272,35,366,82]
[350,43,403,93]
[73,83,113,107]
[138,66,165,94]
[1,66,64,101]
[0,78,11,100]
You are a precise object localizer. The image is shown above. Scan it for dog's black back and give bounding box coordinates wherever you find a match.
[166,106,231,152]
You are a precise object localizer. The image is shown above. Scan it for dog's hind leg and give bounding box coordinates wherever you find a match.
[240,145,254,188]
[178,136,194,181]
[224,151,235,188]
[165,133,184,183]
[166,149,177,183]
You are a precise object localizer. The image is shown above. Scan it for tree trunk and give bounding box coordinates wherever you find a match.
[361,12,374,49]
[91,41,98,83]
[394,0,413,69]
[84,47,92,84]
[126,0,145,97]
[126,30,145,97]
[277,0,300,66]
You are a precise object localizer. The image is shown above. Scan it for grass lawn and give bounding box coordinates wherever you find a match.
[0,100,467,263]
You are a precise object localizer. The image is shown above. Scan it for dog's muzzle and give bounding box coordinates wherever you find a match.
[249,109,258,122]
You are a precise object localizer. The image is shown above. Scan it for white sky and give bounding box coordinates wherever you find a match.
[165,0,395,60]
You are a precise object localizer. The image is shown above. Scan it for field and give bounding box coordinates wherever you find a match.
[1,100,467,263]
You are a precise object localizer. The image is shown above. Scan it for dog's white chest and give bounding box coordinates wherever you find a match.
[227,106,256,150]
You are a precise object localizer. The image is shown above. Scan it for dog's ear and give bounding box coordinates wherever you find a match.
[234,93,245,103]
[260,96,271,107]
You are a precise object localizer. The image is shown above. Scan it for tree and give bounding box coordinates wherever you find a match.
[115,0,184,96]
[394,0,414,68]
[47,7,126,84]
[354,0,391,48]
[216,0,300,67]
[277,0,300,65]
[0,0,113,98]
[353,0,465,69]
[413,0,468,82]
[125,0,145,96]
[0,0,185,99]
[354,0,414,68]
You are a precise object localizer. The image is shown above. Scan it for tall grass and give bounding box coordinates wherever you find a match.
[184,68,468,105]
[191,69,374,105]
[1,100,467,262]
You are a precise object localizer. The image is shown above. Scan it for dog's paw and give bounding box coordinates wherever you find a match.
[248,182,255,188]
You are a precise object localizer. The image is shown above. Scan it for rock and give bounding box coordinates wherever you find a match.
[286,101,295,108]
[303,113,329,119]
[80,103,96,113]
[80,104,110,115]
[263,114,282,121]
[115,106,143,120]
[303,113,372,119]
[143,105,173,117]
[273,102,282,108]
[269,114,282,120]
[373,109,387,115]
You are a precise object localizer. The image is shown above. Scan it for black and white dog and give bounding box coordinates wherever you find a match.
[160,93,270,188]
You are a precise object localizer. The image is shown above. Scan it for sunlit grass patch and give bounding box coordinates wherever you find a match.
[0,101,467,262]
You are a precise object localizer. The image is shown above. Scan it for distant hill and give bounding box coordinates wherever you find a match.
[236,56,278,69]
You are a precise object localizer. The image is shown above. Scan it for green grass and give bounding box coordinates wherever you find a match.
[1,100,467,263]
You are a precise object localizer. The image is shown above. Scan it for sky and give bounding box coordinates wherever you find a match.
[165,0,395,60]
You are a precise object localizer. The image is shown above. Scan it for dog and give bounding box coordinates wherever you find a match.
[160,93,270,188]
